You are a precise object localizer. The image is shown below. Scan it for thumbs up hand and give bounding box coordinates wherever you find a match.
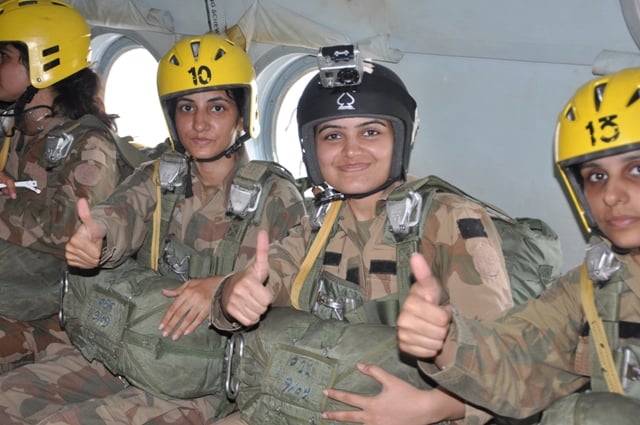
[396,253,453,359]
[65,198,108,269]
[221,230,272,327]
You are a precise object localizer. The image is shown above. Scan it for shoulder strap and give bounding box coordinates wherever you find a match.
[141,158,184,270]
[580,263,626,394]
[0,118,13,171]
[385,177,454,305]
[214,161,294,275]
[290,200,343,309]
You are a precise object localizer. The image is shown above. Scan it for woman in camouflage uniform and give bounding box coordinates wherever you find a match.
[0,0,123,373]
[211,62,514,424]
[397,68,640,424]
[0,33,306,424]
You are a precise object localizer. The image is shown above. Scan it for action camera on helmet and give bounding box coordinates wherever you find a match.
[317,44,364,88]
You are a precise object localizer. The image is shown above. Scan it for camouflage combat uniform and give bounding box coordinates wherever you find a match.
[0,116,121,373]
[418,235,640,423]
[0,154,306,425]
[212,178,514,425]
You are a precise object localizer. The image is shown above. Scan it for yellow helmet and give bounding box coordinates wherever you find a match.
[0,0,91,88]
[157,33,259,152]
[554,67,640,234]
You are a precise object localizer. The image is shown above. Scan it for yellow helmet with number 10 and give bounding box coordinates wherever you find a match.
[0,0,91,88]
[554,67,640,234]
[157,33,259,153]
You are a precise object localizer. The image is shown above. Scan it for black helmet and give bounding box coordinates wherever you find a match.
[297,63,418,187]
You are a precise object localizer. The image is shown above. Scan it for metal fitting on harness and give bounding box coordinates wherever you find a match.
[386,190,422,235]
[225,332,244,400]
[228,181,261,218]
[621,346,640,390]
[161,239,190,282]
[58,270,70,329]
[586,239,622,283]
[158,151,188,191]
[311,278,359,321]
[45,131,75,166]
[310,188,344,230]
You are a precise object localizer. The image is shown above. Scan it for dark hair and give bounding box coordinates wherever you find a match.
[1,42,117,131]
[51,67,118,131]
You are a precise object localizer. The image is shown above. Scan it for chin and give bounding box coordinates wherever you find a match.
[606,231,640,251]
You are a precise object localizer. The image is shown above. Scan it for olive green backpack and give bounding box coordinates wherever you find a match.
[60,160,298,412]
[231,175,564,424]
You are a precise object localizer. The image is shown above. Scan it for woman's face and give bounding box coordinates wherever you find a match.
[173,89,243,160]
[581,150,640,250]
[315,116,393,195]
[0,44,29,103]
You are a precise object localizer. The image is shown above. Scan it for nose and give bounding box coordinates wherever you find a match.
[342,135,361,157]
[603,179,630,207]
[192,109,209,132]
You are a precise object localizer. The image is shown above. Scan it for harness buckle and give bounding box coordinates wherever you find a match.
[621,346,640,389]
[44,131,74,166]
[225,332,245,400]
[386,190,422,235]
[58,270,69,329]
[161,239,190,282]
[228,182,261,218]
[158,152,188,191]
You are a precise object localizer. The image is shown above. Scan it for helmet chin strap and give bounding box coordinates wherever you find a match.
[592,228,632,255]
[191,138,245,163]
[343,177,397,200]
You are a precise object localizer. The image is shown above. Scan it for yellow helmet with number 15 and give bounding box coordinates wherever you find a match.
[554,67,640,234]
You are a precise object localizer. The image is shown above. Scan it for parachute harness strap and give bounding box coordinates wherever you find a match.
[580,263,625,394]
[290,200,343,309]
[150,159,162,271]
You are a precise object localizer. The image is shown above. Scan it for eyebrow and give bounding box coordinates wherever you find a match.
[176,95,233,104]
[316,118,388,133]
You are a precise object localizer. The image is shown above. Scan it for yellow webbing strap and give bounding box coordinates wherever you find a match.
[290,200,343,309]
[580,263,625,394]
[150,159,162,271]
[0,133,11,171]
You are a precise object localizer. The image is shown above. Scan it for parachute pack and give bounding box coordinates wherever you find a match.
[61,159,299,409]
[231,175,564,424]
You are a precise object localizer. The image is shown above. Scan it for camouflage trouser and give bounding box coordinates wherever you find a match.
[0,343,220,425]
[0,314,69,375]
[540,392,640,425]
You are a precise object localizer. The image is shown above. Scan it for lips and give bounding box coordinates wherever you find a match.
[605,215,639,229]
[338,162,370,173]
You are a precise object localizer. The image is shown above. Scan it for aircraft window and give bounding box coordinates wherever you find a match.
[96,36,166,148]
[252,50,317,180]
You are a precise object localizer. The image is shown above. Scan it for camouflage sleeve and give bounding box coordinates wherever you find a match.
[255,173,307,243]
[0,132,120,259]
[266,217,313,307]
[90,161,158,268]
[421,193,515,425]
[421,266,588,419]
[423,193,514,320]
